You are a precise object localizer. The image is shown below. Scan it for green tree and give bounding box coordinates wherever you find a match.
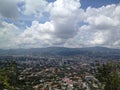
[104,72,120,90]
[0,68,12,89]
[96,62,120,90]
[0,61,20,90]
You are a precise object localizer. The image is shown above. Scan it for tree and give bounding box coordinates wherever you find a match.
[0,68,12,90]
[96,62,120,90]
[0,61,20,90]
[104,72,120,90]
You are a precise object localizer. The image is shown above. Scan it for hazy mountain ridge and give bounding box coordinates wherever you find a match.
[0,47,120,56]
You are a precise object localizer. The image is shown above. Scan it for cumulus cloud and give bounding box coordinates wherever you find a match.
[22,0,49,17]
[16,0,83,48]
[17,21,54,48]
[49,0,83,39]
[17,20,67,48]
[0,21,20,49]
[0,0,120,49]
[16,1,120,48]
[83,4,120,48]
[65,4,120,48]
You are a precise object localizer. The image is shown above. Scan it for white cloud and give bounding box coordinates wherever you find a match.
[49,0,81,17]
[75,4,120,48]
[17,21,55,48]
[63,4,120,48]
[49,0,82,39]
[85,5,120,30]
[0,0,120,49]
[90,31,106,45]
[17,2,120,48]
[16,0,83,48]
[22,0,48,17]
[0,21,20,49]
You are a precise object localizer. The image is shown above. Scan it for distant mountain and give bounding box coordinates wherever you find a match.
[0,47,120,57]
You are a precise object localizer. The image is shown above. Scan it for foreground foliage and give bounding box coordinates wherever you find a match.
[96,62,120,90]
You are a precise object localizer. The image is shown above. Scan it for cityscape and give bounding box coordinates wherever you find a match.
[0,0,120,90]
[0,47,120,90]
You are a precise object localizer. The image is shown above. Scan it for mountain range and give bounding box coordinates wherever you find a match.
[0,47,120,57]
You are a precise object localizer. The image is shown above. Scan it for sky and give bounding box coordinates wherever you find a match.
[0,0,120,49]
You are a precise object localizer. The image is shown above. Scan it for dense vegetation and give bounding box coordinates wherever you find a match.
[96,62,120,90]
[0,61,19,90]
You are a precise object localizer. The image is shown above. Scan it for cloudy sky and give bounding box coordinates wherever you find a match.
[0,0,120,49]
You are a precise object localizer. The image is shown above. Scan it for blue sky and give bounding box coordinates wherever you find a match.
[0,0,120,49]
[80,0,120,9]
